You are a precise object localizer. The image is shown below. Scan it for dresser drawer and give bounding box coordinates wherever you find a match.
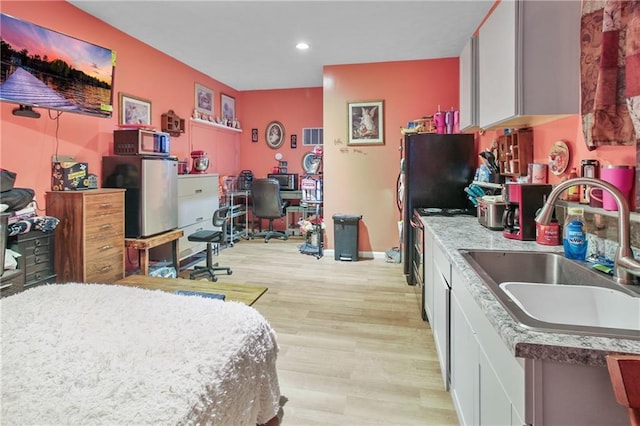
[1,269,25,298]
[178,195,217,228]
[178,175,218,198]
[85,192,124,219]
[178,221,217,260]
[24,270,56,287]
[85,251,124,283]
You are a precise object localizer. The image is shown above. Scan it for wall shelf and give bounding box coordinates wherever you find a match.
[555,200,640,223]
[190,118,242,133]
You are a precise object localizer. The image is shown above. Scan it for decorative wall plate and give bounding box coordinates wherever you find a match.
[265,121,285,149]
[302,151,321,174]
[548,140,569,175]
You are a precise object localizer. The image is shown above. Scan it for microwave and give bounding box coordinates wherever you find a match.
[113,129,170,156]
[267,173,298,191]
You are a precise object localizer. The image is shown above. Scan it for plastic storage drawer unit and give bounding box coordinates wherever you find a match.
[332,214,362,261]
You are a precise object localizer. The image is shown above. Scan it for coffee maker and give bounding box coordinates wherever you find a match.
[502,183,553,240]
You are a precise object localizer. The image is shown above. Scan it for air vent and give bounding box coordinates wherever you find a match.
[303,127,323,146]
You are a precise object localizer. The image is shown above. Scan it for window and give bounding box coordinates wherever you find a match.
[303,127,323,146]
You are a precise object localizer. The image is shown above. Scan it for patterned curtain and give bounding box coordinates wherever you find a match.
[580,0,640,150]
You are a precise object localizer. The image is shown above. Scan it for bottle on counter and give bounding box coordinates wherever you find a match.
[563,207,587,260]
[566,168,580,202]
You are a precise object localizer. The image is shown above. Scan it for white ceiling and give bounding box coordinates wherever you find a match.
[69,0,495,91]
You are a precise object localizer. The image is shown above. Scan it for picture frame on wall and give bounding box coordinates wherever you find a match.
[265,121,285,149]
[195,83,214,117]
[119,93,151,126]
[291,134,297,149]
[221,93,235,123]
[348,100,384,145]
[251,128,258,142]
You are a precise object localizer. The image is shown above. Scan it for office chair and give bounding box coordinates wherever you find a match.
[187,206,232,282]
[251,178,289,243]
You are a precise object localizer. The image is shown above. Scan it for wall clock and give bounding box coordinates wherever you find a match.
[265,121,285,149]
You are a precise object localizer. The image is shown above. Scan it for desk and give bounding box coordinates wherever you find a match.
[125,229,183,275]
[238,190,306,236]
[113,274,267,306]
[280,190,302,200]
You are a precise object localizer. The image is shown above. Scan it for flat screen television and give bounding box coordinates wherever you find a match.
[0,13,115,118]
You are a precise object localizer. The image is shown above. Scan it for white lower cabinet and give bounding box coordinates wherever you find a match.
[450,290,478,426]
[423,225,435,323]
[432,241,451,391]
[449,266,525,426]
[177,174,219,260]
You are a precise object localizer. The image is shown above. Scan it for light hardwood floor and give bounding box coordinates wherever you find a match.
[201,237,459,425]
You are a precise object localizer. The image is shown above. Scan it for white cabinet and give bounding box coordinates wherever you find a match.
[459,35,478,131]
[432,241,451,390]
[450,290,478,426]
[177,174,219,260]
[449,266,525,426]
[478,0,580,129]
[423,222,435,323]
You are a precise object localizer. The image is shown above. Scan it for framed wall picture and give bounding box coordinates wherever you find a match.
[221,93,235,123]
[265,121,285,149]
[195,83,214,117]
[119,93,151,125]
[348,100,384,145]
[291,134,297,148]
[251,128,259,142]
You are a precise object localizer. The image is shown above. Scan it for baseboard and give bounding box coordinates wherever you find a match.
[323,250,386,260]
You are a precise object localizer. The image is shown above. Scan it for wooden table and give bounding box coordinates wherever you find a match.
[113,274,268,306]
[125,229,183,275]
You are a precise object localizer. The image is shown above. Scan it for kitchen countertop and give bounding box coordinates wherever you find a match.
[422,216,640,367]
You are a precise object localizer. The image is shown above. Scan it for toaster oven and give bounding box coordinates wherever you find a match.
[267,173,298,191]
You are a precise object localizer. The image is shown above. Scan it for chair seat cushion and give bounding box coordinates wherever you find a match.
[188,229,223,243]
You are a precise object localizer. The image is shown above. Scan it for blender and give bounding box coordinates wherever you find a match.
[190,150,209,174]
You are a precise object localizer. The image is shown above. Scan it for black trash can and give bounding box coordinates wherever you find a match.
[332,214,362,261]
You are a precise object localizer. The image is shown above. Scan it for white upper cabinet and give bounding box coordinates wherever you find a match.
[478,0,580,129]
[459,36,478,131]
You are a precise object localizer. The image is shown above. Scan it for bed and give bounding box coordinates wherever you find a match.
[0,283,281,425]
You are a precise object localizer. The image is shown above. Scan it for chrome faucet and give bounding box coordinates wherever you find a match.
[535,177,639,285]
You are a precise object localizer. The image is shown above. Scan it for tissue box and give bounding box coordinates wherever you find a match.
[51,162,89,191]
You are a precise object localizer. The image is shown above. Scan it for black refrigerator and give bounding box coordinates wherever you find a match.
[399,133,476,283]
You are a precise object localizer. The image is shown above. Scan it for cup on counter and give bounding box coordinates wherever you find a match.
[588,188,603,208]
[527,163,548,184]
[600,165,634,211]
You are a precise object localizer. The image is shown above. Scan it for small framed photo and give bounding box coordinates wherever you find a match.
[221,93,235,123]
[251,128,259,142]
[291,134,297,148]
[348,100,384,145]
[265,121,285,149]
[119,93,151,125]
[195,83,214,117]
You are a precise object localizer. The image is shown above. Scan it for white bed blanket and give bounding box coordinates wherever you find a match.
[1,283,280,425]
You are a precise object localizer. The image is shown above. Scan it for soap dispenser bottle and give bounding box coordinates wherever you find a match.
[563,207,587,260]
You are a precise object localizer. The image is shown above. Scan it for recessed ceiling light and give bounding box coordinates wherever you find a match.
[296,42,309,50]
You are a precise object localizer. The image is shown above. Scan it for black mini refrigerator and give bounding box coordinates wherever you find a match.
[399,133,476,284]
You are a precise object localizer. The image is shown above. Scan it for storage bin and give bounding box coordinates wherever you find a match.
[332,214,362,261]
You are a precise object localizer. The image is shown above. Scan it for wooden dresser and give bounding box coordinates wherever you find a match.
[4,230,56,296]
[46,189,125,283]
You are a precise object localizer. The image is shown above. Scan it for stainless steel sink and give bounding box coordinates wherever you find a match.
[460,250,640,340]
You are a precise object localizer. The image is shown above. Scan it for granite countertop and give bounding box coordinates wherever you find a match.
[422,216,640,367]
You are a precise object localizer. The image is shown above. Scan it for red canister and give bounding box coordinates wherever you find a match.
[536,221,561,246]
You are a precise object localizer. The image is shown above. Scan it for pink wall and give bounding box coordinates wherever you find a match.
[323,59,461,253]
[1,1,241,211]
[477,115,636,209]
[238,88,323,178]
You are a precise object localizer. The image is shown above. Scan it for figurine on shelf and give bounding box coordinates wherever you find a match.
[192,110,200,120]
